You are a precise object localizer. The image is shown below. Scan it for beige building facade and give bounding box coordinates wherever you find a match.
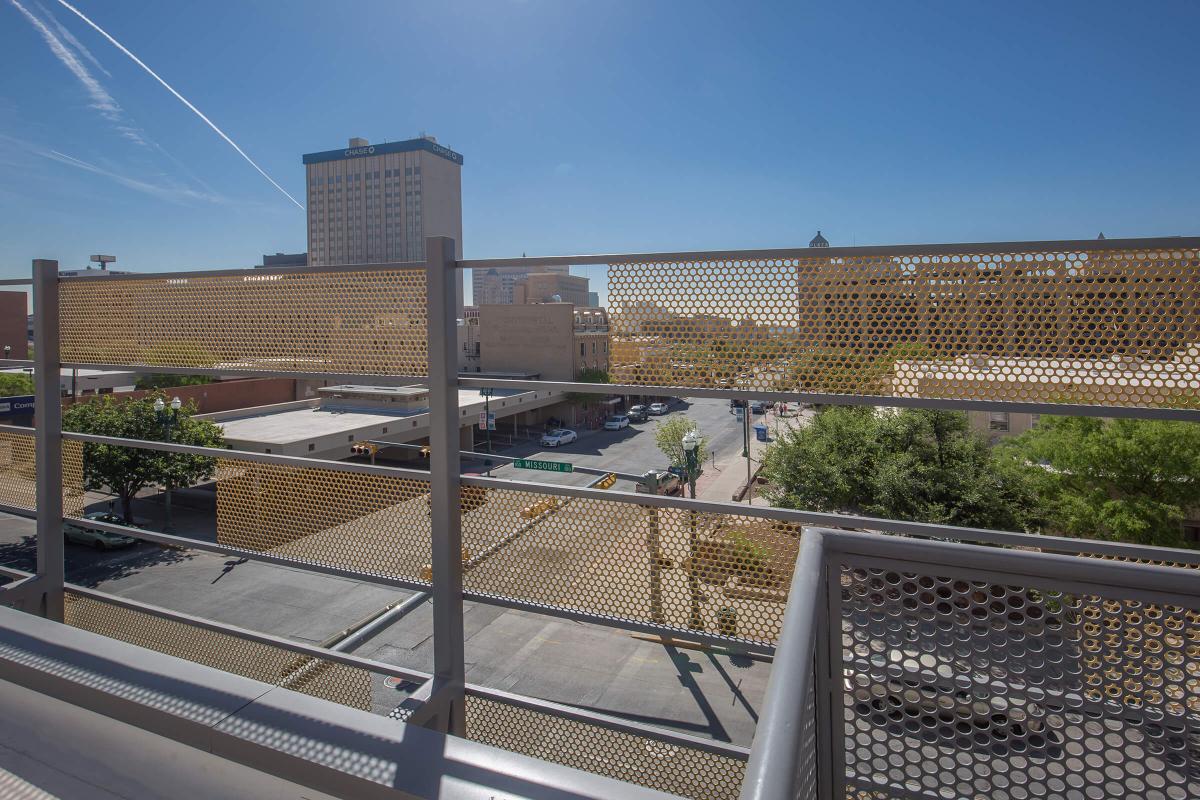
[472,264,569,306]
[480,304,609,381]
[514,272,591,307]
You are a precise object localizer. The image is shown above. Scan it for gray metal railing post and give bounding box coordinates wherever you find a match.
[739,529,826,800]
[424,236,466,735]
[32,259,64,622]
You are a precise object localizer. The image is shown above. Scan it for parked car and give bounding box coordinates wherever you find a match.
[750,401,766,414]
[63,512,140,550]
[635,470,683,496]
[627,405,649,423]
[603,415,630,430]
[539,429,578,447]
[648,402,669,415]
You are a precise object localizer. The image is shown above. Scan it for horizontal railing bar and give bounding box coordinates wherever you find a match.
[0,564,34,580]
[57,260,426,283]
[819,528,1200,601]
[0,278,32,286]
[44,431,1200,572]
[458,473,1200,565]
[64,583,432,683]
[455,235,1200,270]
[0,424,34,436]
[62,515,432,594]
[456,377,1200,422]
[460,589,775,656]
[362,441,642,481]
[739,529,825,800]
[0,503,35,520]
[60,362,431,386]
[466,683,752,760]
[61,431,435,482]
[0,359,35,368]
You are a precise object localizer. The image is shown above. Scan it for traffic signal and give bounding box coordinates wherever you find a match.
[594,472,617,490]
[420,446,431,458]
[351,441,378,457]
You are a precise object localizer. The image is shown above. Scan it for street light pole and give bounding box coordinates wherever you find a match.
[682,430,702,630]
[155,396,181,533]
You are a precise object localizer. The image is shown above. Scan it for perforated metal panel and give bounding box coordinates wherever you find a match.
[462,489,799,643]
[59,268,427,375]
[466,693,746,800]
[834,559,1200,800]
[64,592,372,710]
[608,246,1200,407]
[215,458,432,583]
[0,434,84,515]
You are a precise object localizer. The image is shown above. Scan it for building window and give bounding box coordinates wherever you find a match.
[308,443,315,451]
[580,343,586,357]
[1184,525,1200,545]
[989,412,1010,432]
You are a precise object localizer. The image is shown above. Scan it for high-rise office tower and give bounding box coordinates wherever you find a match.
[303,135,463,266]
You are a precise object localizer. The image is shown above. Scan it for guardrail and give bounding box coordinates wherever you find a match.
[1,236,1197,799]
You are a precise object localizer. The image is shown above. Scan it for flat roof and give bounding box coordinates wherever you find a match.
[302,137,464,166]
[318,385,428,398]
[219,387,535,445]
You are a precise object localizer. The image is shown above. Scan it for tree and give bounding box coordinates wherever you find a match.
[1001,417,1200,548]
[0,372,34,397]
[62,393,226,523]
[654,416,710,470]
[761,407,1037,531]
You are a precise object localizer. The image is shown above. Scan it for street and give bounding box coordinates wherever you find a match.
[478,396,767,492]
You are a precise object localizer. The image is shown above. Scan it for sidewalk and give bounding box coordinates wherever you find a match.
[695,410,812,505]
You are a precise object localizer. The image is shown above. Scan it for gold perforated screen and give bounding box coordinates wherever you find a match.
[59,268,427,375]
[215,459,433,583]
[462,489,799,644]
[467,694,745,800]
[64,592,371,709]
[608,246,1200,407]
[0,434,85,515]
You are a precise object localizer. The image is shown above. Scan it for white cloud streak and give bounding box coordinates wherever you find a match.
[37,0,109,77]
[41,148,226,204]
[8,0,118,119]
[53,0,305,211]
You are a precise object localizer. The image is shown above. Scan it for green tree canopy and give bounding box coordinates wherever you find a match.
[761,407,1037,531]
[1000,417,1200,548]
[0,372,34,397]
[654,415,710,471]
[62,393,226,523]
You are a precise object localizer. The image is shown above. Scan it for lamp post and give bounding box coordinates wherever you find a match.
[155,396,181,533]
[682,430,703,629]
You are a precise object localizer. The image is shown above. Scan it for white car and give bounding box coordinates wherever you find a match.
[540,429,577,447]
[648,402,669,415]
[603,415,630,430]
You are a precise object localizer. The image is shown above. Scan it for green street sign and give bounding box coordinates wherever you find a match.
[513,459,573,473]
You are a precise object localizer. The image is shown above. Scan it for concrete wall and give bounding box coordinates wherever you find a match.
[517,273,590,306]
[0,292,27,360]
[63,378,298,414]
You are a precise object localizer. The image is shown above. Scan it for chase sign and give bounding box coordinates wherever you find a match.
[303,137,464,166]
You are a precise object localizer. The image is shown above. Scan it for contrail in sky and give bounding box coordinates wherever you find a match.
[53,0,304,211]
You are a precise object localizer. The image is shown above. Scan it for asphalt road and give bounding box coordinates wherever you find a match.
[477,396,750,489]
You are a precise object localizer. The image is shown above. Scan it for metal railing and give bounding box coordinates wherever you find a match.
[0,235,1197,799]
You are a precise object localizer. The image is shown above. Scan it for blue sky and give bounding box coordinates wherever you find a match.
[2,0,1197,304]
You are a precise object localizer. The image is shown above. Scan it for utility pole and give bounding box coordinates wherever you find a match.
[642,470,664,625]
